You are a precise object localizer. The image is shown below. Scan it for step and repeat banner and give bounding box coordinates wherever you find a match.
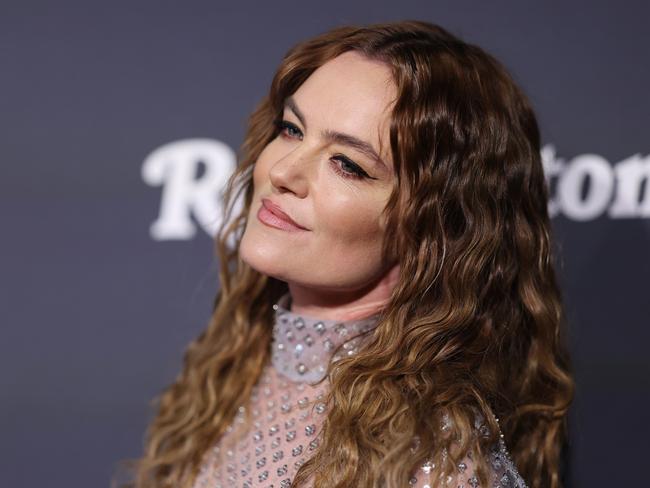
[2,2,648,487]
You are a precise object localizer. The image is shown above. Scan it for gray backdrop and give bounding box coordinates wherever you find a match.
[2,1,648,486]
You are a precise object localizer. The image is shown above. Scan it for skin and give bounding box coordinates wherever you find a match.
[239,51,400,321]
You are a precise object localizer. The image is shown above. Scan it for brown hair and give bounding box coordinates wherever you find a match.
[127,20,573,488]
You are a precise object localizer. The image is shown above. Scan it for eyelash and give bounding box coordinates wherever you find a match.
[273,119,372,180]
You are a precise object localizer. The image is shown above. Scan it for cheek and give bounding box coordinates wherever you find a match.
[315,191,386,253]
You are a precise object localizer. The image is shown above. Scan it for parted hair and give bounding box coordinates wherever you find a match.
[125,20,573,488]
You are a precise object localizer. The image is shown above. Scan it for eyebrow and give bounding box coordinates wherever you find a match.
[284,96,390,174]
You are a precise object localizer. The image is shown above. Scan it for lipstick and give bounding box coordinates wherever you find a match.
[257,198,308,232]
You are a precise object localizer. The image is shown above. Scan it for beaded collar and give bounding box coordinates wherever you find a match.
[271,293,381,384]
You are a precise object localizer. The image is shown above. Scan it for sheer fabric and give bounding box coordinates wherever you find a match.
[191,293,526,487]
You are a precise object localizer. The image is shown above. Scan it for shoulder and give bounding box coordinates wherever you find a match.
[485,437,528,488]
[409,438,527,488]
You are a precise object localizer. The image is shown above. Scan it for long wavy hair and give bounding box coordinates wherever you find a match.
[127,20,573,488]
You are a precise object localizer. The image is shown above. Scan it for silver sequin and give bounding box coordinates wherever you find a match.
[191,292,528,488]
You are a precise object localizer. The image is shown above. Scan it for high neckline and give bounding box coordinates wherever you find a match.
[271,292,381,384]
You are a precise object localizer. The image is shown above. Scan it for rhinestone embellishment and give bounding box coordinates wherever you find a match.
[189,292,530,488]
[270,293,380,383]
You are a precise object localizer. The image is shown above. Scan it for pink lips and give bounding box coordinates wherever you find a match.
[257,198,308,231]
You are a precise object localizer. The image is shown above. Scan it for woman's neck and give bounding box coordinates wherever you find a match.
[287,264,399,321]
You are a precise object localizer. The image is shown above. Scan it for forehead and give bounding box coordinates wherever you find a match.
[290,52,396,166]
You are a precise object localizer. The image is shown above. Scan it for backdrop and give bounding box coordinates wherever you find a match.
[2,1,648,487]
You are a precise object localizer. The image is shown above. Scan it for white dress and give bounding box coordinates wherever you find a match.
[192,293,527,488]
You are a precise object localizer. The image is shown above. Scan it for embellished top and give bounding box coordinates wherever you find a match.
[191,293,527,488]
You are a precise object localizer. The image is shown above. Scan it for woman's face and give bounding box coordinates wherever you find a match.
[240,51,397,293]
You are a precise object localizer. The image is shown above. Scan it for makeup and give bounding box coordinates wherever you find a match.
[258,198,308,232]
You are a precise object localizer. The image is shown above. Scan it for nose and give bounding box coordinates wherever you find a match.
[268,146,312,198]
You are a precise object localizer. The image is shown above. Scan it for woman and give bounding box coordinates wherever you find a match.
[129,20,573,488]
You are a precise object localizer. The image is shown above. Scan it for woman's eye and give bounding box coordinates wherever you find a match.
[331,155,372,180]
[274,120,303,140]
[273,118,376,181]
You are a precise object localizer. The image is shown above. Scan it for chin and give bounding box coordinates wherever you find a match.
[240,232,286,279]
